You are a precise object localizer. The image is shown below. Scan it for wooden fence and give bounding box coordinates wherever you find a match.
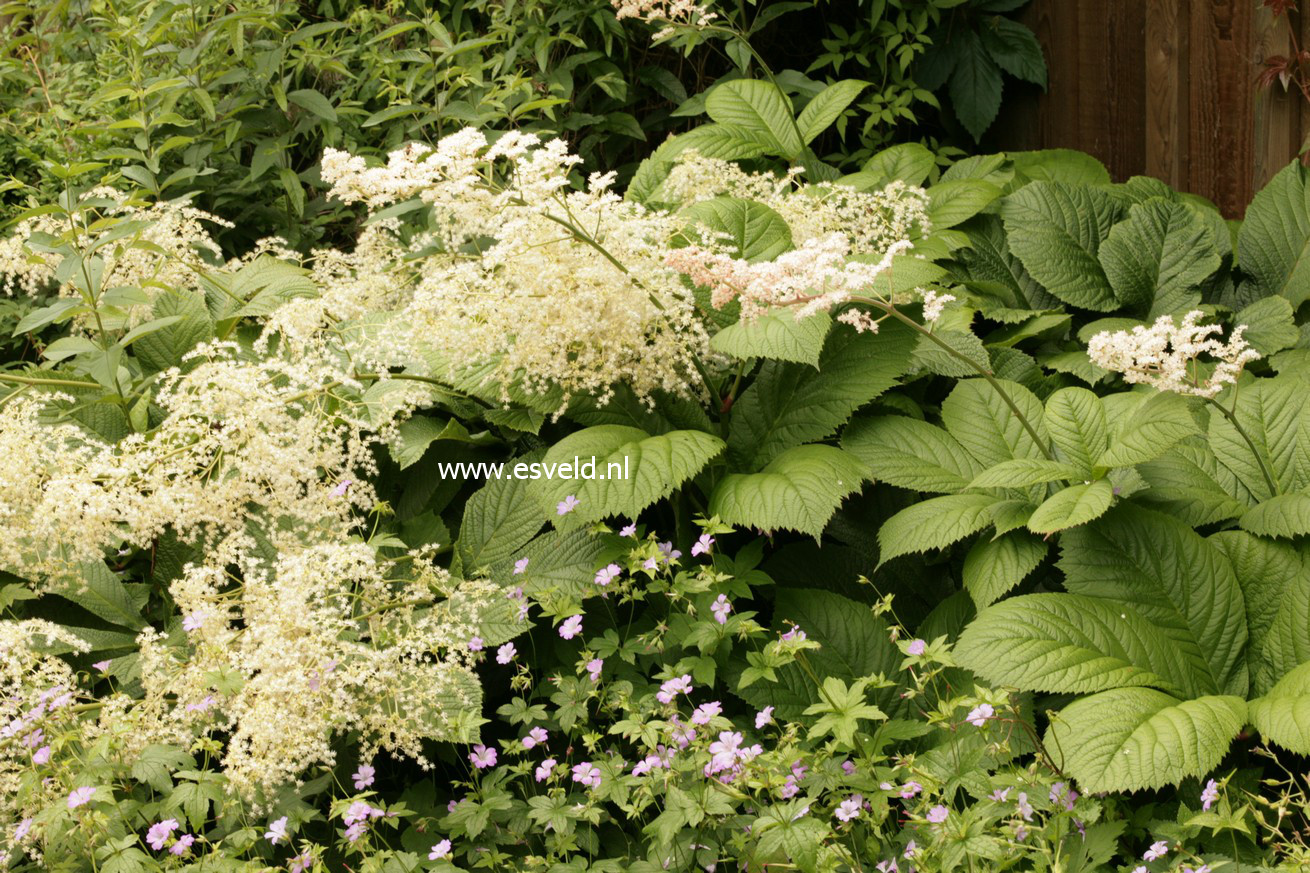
[993,0,1310,218]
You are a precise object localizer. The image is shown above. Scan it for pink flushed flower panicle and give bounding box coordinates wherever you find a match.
[665,233,914,323]
[1087,310,1261,398]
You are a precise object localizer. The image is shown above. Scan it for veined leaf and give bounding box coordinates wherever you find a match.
[457,458,544,574]
[1238,160,1310,307]
[705,79,803,158]
[796,80,868,144]
[1249,663,1310,755]
[1043,387,1107,473]
[1059,505,1248,698]
[1137,439,1251,526]
[1027,480,1114,534]
[967,458,1082,490]
[681,197,793,262]
[1098,390,1200,469]
[727,320,915,470]
[1209,376,1310,501]
[708,445,868,537]
[1239,493,1310,539]
[711,310,830,366]
[1097,198,1218,314]
[842,415,981,493]
[1047,688,1246,792]
[532,426,724,527]
[878,493,997,564]
[957,593,1188,696]
[962,531,1048,607]
[1002,182,1123,311]
[942,378,1050,467]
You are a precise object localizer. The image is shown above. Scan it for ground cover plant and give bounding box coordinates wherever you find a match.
[1,2,1310,872]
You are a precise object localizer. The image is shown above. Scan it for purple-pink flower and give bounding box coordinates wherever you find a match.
[170,834,195,857]
[691,533,714,556]
[67,787,95,809]
[967,703,995,727]
[594,563,621,586]
[559,615,584,639]
[264,816,289,844]
[906,638,926,656]
[835,794,864,822]
[571,761,602,788]
[91,660,111,673]
[331,479,352,497]
[710,594,732,624]
[535,758,556,782]
[467,636,484,652]
[469,744,497,769]
[1201,778,1219,810]
[586,658,604,682]
[32,745,50,765]
[656,674,692,704]
[619,523,637,537]
[497,643,517,664]
[691,701,722,725]
[429,839,452,860]
[513,557,529,575]
[926,805,949,824]
[353,763,375,790]
[146,819,178,851]
[556,495,580,515]
[755,706,774,728]
[523,727,548,749]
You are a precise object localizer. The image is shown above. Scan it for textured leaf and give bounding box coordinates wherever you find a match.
[501,529,607,601]
[962,531,1048,607]
[957,593,1188,695]
[979,17,1047,86]
[390,416,476,469]
[926,179,1002,229]
[287,88,337,121]
[941,378,1049,467]
[1209,376,1310,501]
[1059,505,1248,698]
[1238,160,1310,307]
[728,321,915,470]
[1097,198,1219,314]
[1210,531,1310,695]
[956,214,1056,310]
[1097,391,1200,468]
[709,445,868,537]
[948,29,1004,141]
[1027,480,1114,534]
[533,426,724,527]
[860,142,936,187]
[682,197,793,262]
[47,562,147,631]
[1002,182,1123,310]
[1010,150,1112,186]
[878,493,997,563]
[967,458,1081,490]
[711,310,830,366]
[796,80,868,143]
[1136,439,1250,526]
[1043,387,1107,473]
[842,415,982,493]
[457,464,543,573]
[132,290,213,372]
[1236,296,1299,356]
[705,79,803,158]
[1047,688,1245,792]
[1239,493,1310,539]
[1249,663,1310,754]
[912,329,990,377]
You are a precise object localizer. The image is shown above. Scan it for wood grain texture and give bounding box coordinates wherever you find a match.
[994,0,1310,217]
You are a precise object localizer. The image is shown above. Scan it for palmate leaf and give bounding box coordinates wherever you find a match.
[456,457,544,574]
[710,310,830,366]
[1059,505,1248,698]
[1097,198,1219,314]
[1098,390,1200,468]
[1211,531,1310,695]
[1137,439,1251,527]
[878,493,997,564]
[1209,376,1310,502]
[531,426,723,528]
[1047,688,1246,792]
[842,415,982,493]
[727,320,915,470]
[1249,663,1310,754]
[1001,182,1124,311]
[957,593,1189,696]
[708,445,868,537]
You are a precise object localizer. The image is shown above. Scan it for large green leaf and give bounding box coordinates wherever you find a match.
[842,415,981,493]
[133,289,214,372]
[710,310,830,366]
[795,80,868,144]
[1059,505,1248,698]
[1046,688,1246,792]
[962,531,1048,607]
[1026,480,1114,534]
[531,426,724,527]
[978,17,1047,86]
[1002,182,1123,311]
[957,593,1189,696]
[1211,531,1310,695]
[45,562,147,631]
[967,458,1081,490]
[1209,376,1310,502]
[1239,493,1310,539]
[1097,390,1200,468]
[681,197,793,262]
[1043,387,1108,473]
[1249,662,1310,754]
[1136,439,1251,526]
[1097,198,1219,315]
[878,493,997,564]
[857,142,935,187]
[941,378,1049,467]
[727,321,915,470]
[1238,160,1310,307]
[948,29,1003,141]
[709,445,868,537]
[456,461,544,574]
[704,79,803,158]
[925,180,1002,230]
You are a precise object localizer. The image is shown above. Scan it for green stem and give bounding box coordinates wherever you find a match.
[0,373,100,389]
[1206,396,1279,497]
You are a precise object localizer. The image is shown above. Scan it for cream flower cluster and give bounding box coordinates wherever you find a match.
[1086,310,1261,398]
[0,187,228,310]
[611,0,717,37]
[321,130,708,408]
